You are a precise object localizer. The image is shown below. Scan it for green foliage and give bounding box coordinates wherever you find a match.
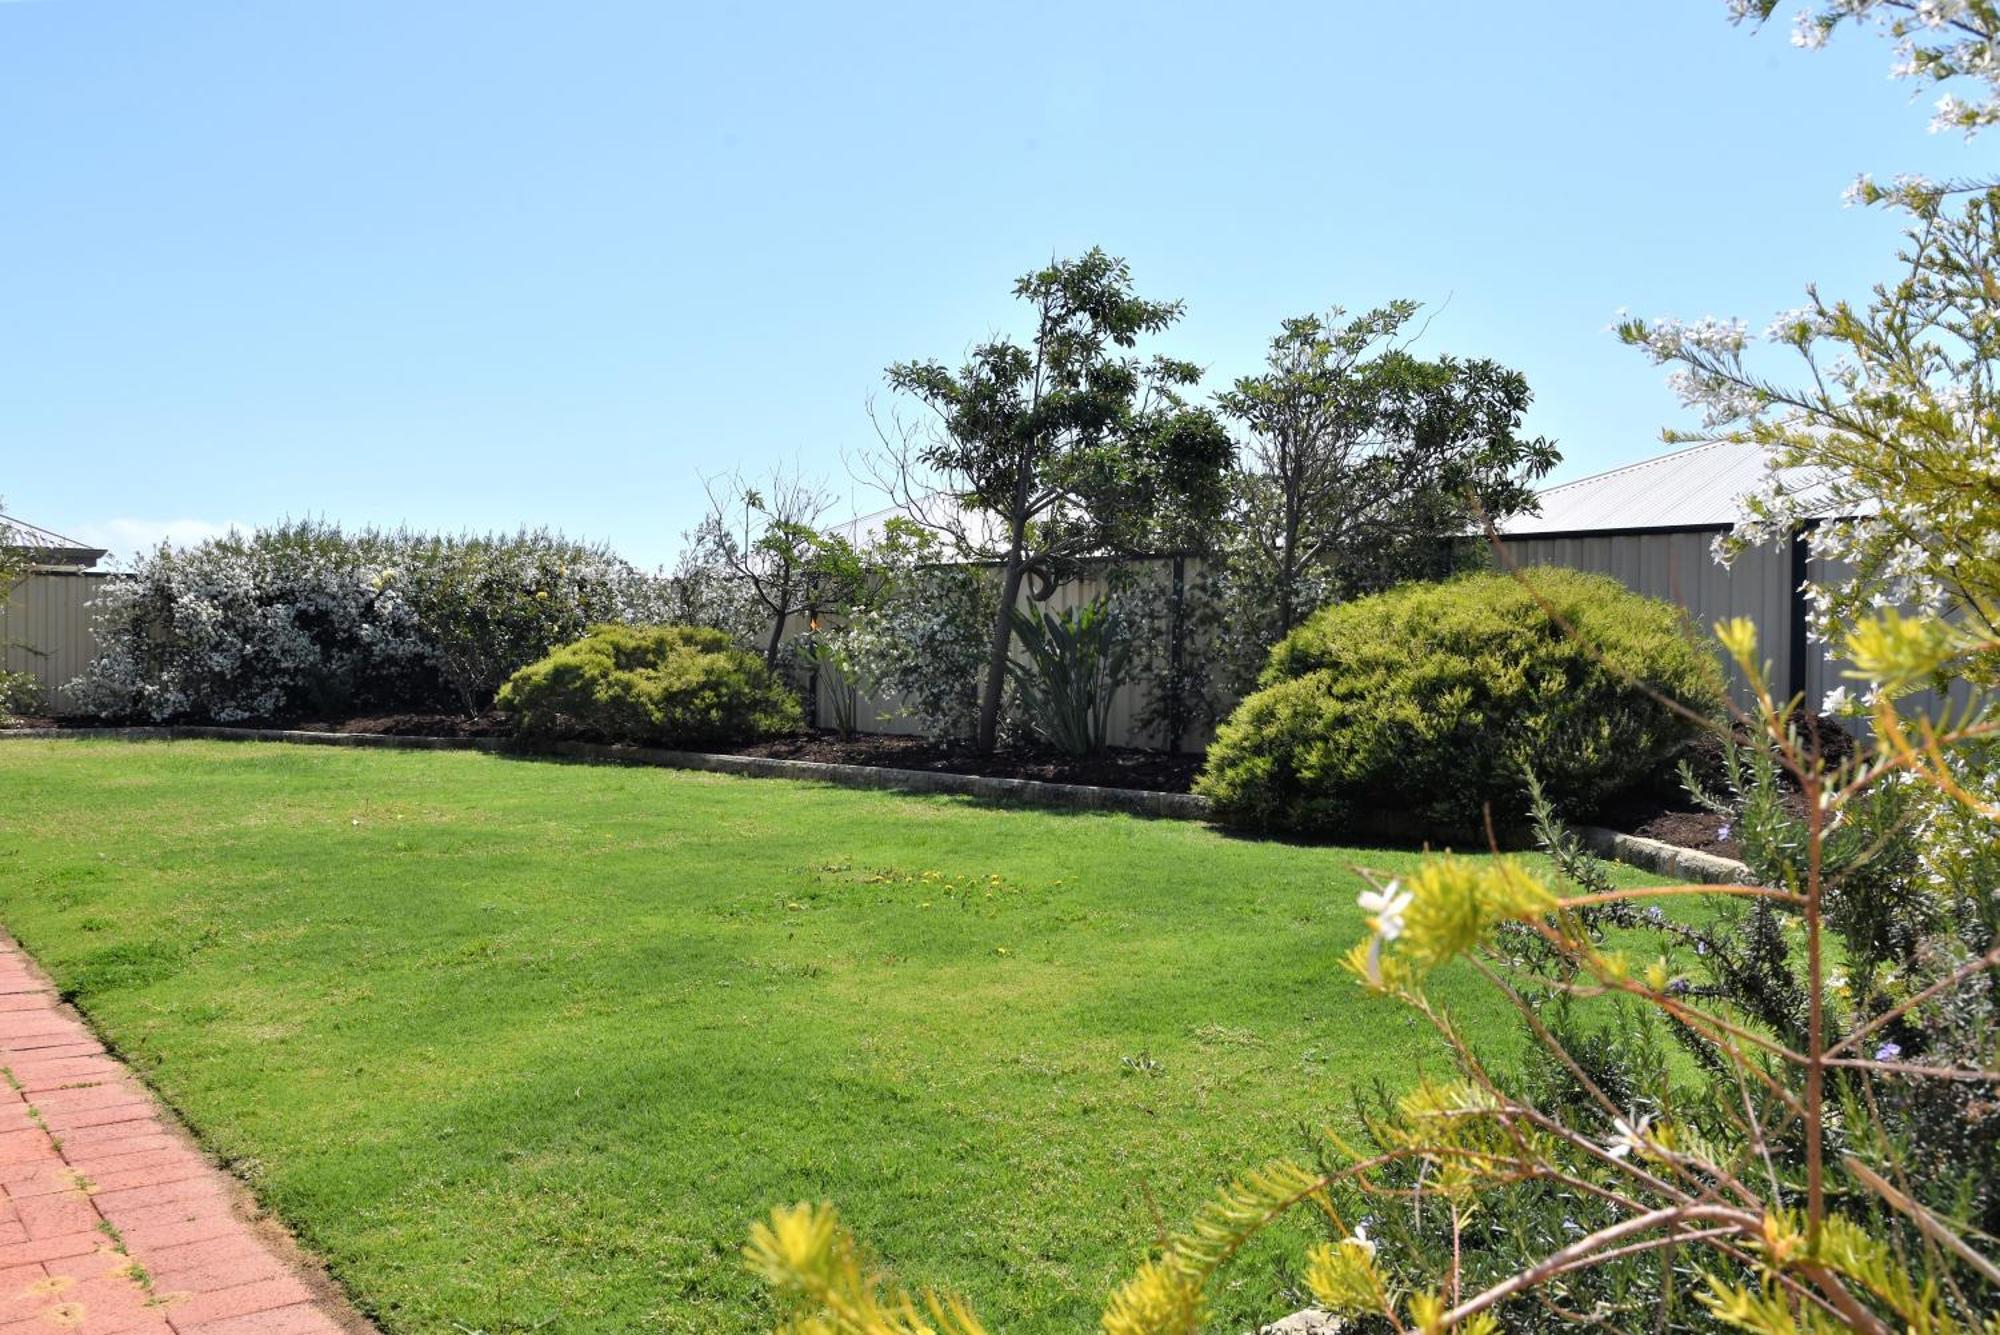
[692,467,867,668]
[1200,304,1559,708]
[1003,597,1136,757]
[395,531,647,715]
[74,521,670,722]
[878,247,1234,752]
[1196,569,1726,835]
[496,623,801,748]
[822,522,998,743]
[795,632,860,736]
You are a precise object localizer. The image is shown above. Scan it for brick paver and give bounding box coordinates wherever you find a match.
[0,939,360,1334]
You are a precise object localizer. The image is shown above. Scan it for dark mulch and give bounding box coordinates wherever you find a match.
[729,732,1205,794]
[1600,796,1743,860]
[289,712,515,739]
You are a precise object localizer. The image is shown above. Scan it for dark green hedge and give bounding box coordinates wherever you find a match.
[496,624,801,748]
[1195,569,1726,836]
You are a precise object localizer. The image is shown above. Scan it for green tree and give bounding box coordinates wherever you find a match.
[1197,308,1558,708]
[867,248,1233,753]
[693,467,866,670]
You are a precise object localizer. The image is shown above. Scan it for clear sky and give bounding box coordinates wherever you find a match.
[1,0,1987,567]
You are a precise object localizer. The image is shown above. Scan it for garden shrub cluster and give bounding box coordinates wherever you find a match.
[1196,568,1726,834]
[71,522,677,723]
[495,623,801,747]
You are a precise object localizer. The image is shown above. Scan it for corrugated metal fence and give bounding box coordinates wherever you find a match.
[1494,532,1791,704]
[3,572,110,714]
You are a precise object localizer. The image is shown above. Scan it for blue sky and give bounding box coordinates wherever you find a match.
[1,0,1987,567]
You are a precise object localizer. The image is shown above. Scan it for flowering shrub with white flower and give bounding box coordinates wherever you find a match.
[1733,0,2000,137]
[827,560,996,743]
[1625,3,2000,669]
[71,522,675,723]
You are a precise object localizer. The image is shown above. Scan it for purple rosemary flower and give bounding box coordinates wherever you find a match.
[1875,1042,1903,1062]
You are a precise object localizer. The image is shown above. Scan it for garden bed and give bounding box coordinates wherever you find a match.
[729,731,1204,794]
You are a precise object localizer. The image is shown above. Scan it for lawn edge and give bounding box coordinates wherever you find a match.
[1,728,1755,882]
[1,726,1212,820]
[1573,825,1751,885]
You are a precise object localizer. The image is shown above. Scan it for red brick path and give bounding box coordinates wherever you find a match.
[0,939,361,1334]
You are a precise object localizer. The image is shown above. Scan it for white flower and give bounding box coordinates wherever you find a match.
[1357,880,1412,986]
[1606,1113,1653,1160]
[1821,685,1852,716]
[1357,879,1412,941]
[1343,1222,1375,1259]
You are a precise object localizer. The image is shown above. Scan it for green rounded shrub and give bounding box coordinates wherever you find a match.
[496,624,802,748]
[1195,569,1726,836]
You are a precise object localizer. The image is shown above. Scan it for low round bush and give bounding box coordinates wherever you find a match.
[1195,569,1726,836]
[496,624,802,747]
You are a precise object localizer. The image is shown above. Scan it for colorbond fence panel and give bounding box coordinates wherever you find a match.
[2,572,109,714]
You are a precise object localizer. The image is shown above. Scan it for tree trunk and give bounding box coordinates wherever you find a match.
[764,608,788,668]
[974,550,1027,753]
[1277,503,1302,637]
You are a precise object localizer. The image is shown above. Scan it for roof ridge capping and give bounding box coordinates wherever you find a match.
[1531,439,1741,498]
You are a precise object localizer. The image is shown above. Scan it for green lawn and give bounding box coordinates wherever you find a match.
[0,740,1595,1333]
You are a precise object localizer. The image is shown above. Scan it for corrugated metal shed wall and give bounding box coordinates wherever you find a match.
[3,572,109,714]
[1496,532,1790,705]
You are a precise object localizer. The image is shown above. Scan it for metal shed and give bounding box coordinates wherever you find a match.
[1495,442,1850,706]
[2,516,110,716]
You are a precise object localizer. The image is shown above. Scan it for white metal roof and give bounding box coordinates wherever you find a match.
[0,514,106,568]
[1499,441,1849,536]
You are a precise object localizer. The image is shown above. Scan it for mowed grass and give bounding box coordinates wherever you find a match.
[0,740,1604,1333]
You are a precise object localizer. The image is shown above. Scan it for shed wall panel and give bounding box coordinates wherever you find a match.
[2,572,109,714]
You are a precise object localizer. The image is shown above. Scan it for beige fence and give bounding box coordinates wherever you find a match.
[806,534,1831,753]
[795,556,1216,753]
[3,571,110,714]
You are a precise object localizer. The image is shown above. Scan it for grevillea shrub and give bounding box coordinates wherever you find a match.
[496,624,801,747]
[1195,569,1726,835]
[70,522,675,723]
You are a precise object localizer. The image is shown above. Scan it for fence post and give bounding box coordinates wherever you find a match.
[1167,554,1186,755]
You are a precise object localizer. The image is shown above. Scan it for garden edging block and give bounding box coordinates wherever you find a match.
[1574,825,1751,885]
